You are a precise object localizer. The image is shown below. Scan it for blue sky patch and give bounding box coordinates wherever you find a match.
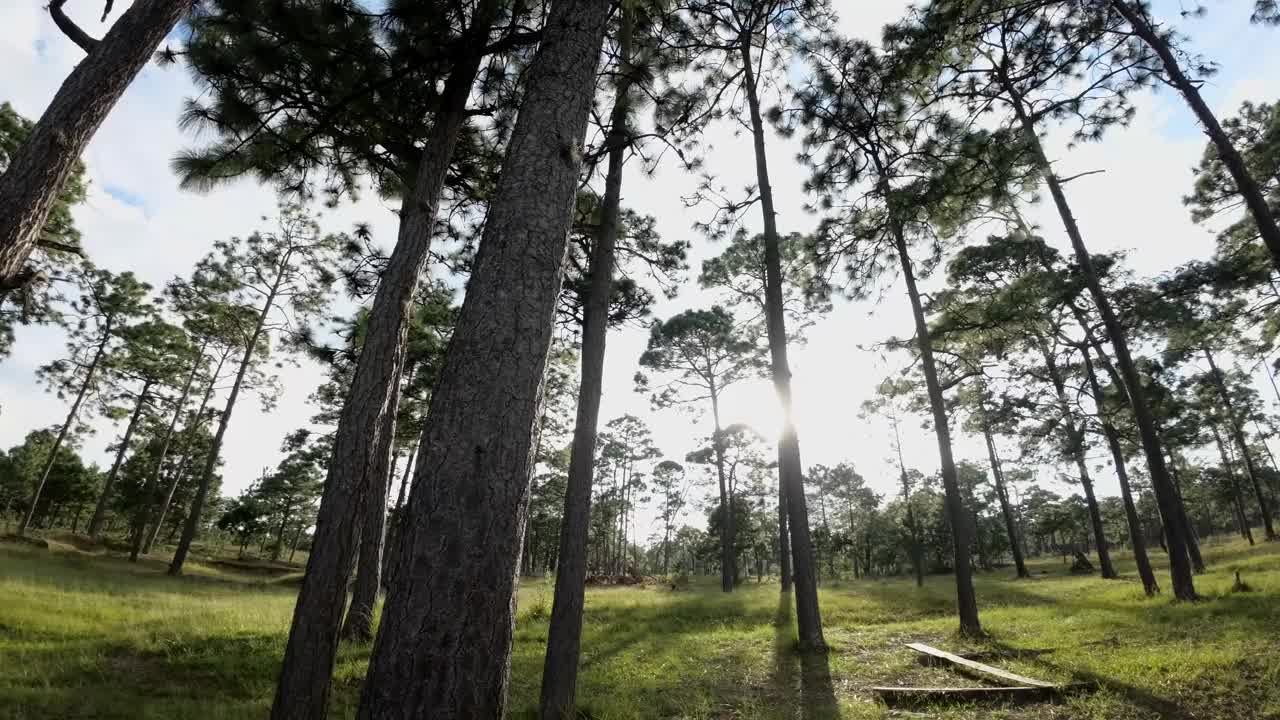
[104,183,148,212]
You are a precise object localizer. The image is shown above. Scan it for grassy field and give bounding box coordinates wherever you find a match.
[2,533,1279,719]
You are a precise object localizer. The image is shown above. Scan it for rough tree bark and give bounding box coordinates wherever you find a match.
[894,228,981,635]
[169,253,290,576]
[269,5,503,717]
[339,379,400,642]
[540,9,635,715]
[88,377,152,537]
[19,323,111,536]
[1008,92,1198,600]
[0,0,190,290]
[1110,0,1280,272]
[740,32,825,652]
[354,0,610,715]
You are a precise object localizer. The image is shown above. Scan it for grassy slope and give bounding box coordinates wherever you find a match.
[1,535,1278,719]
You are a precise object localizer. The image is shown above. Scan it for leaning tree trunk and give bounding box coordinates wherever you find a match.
[88,378,152,537]
[169,256,288,576]
[19,326,110,536]
[1165,450,1206,572]
[1110,0,1280,271]
[1006,85,1198,601]
[145,349,226,553]
[135,343,210,547]
[1040,342,1117,579]
[740,33,825,652]
[979,408,1029,579]
[270,6,502,718]
[1204,347,1277,539]
[1212,422,1255,545]
[340,381,401,642]
[0,0,190,290]
[382,435,420,590]
[1080,346,1159,595]
[1077,319,1202,577]
[893,226,981,635]
[540,10,635,715]
[355,0,610,715]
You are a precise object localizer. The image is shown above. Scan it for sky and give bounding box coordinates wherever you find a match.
[2,0,1278,544]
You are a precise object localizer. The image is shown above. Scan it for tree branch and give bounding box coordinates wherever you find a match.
[48,0,100,54]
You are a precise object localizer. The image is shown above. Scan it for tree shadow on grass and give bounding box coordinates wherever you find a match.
[773,592,840,720]
[984,638,1197,720]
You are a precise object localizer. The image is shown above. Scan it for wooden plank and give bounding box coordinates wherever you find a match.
[905,643,1056,688]
[872,685,1057,705]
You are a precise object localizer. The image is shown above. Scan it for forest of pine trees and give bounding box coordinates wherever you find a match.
[1,0,1279,717]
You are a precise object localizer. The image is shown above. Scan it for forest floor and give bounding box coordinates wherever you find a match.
[1,533,1278,720]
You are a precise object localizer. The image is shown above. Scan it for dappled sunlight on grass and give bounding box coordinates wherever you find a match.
[3,536,1279,718]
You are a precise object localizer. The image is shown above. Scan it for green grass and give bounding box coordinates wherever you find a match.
[2,535,1279,719]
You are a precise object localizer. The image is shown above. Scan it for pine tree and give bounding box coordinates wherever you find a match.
[636,307,768,592]
[169,205,340,575]
[19,267,154,536]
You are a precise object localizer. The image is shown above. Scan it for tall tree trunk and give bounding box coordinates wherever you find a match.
[778,475,792,591]
[1080,347,1159,595]
[892,228,980,633]
[134,343,209,546]
[1039,341,1117,578]
[169,253,290,575]
[1110,0,1280,271]
[740,33,825,653]
[979,408,1028,579]
[290,521,305,563]
[20,325,111,536]
[340,382,400,642]
[1072,312,1202,577]
[343,359,411,640]
[893,417,925,587]
[394,436,418,512]
[1212,423,1255,545]
[273,504,291,561]
[540,10,635,713]
[710,388,734,593]
[88,378,152,537]
[145,349,227,553]
[1204,348,1276,539]
[270,6,503,718]
[1165,451,1206,572]
[382,435,420,590]
[0,0,190,289]
[1007,87,1198,600]
[355,0,610,715]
